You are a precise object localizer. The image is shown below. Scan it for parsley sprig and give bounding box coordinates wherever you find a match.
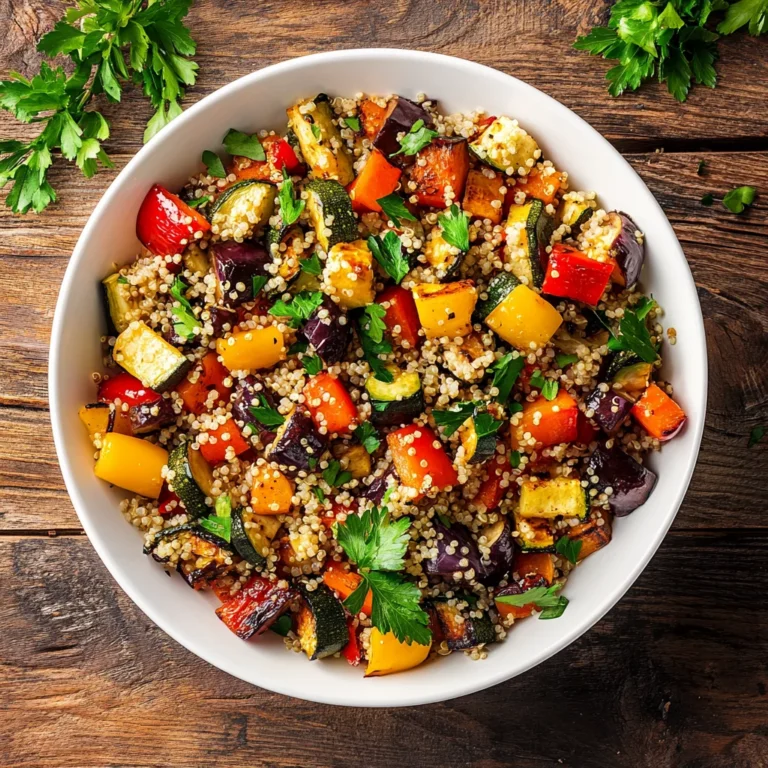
[354,422,381,454]
[377,193,417,228]
[390,119,439,158]
[367,231,410,284]
[169,276,199,340]
[335,505,431,645]
[490,353,525,404]
[323,459,353,488]
[302,354,323,376]
[0,0,199,213]
[269,291,324,328]
[199,494,232,542]
[555,535,582,565]
[437,204,471,252]
[278,166,305,226]
[358,304,393,383]
[433,401,502,440]
[496,583,569,619]
[248,394,285,429]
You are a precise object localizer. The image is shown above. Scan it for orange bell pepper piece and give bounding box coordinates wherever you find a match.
[303,372,358,435]
[347,149,401,213]
[322,560,373,616]
[387,424,458,494]
[631,383,686,441]
[176,352,232,415]
[199,417,250,465]
[511,389,579,450]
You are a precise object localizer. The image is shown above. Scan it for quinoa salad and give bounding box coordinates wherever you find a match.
[81,92,687,676]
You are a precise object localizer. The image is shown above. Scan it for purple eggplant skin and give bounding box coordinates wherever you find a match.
[129,397,177,435]
[478,519,516,585]
[301,297,350,364]
[206,305,238,338]
[267,408,327,477]
[586,442,657,517]
[359,465,397,505]
[373,96,435,166]
[231,376,278,444]
[606,211,644,289]
[423,520,486,582]
[584,387,633,436]
[211,241,271,307]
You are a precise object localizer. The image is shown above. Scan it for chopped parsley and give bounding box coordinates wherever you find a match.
[269,290,323,328]
[223,129,265,161]
[555,353,579,368]
[199,494,232,543]
[722,185,757,214]
[495,583,568,619]
[302,354,323,376]
[509,450,521,469]
[541,380,559,401]
[529,370,546,390]
[367,231,410,284]
[323,459,353,488]
[169,276,200,341]
[299,253,322,275]
[116,275,129,284]
[608,305,659,363]
[186,195,211,209]
[437,203,470,252]
[490,353,525,404]
[252,275,268,296]
[748,425,765,448]
[313,487,326,504]
[555,535,582,565]
[358,305,393,383]
[377,193,417,228]
[354,422,381,454]
[278,166,305,226]
[344,116,361,132]
[335,505,431,645]
[202,149,225,178]
[248,394,285,429]
[390,119,439,158]
[635,295,656,320]
[432,401,477,437]
[287,340,308,356]
[474,412,503,440]
[311,123,322,140]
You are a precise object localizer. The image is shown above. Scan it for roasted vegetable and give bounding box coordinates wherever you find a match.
[216,575,296,640]
[303,372,358,435]
[323,240,375,309]
[569,516,612,560]
[462,168,505,225]
[512,510,555,552]
[267,408,327,476]
[301,296,350,363]
[469,116,539,173]
[128,397,176,435]
[632,383,686,441]
[584,386,633,435]
[167,440,215,518]
[359,465,397,505]
[504,199,554,288]
[296,582,349,660]
[305,179,358,251]
[458,416,497,465]
[347,149,401,213]
[513,550,555,583]
[365,627,431,677]
[175,351,232,416]
[513,167,564,205]
[473,271,520,323]
[79,402,116,441]
[331,442,372,480]
[429,598,495,650]
[559,196,595,230]
[412,280,477,340]
[387,424,458,496]
[604,211,645,288]
[176,530,235,588]
[230,507,267,567]
[102,272,137,334]
[231,375,275,438]
[518,476,588,520]
[422,519,485,582]
[479,519,516,585]
[585,442,657,516]
[471,453,515,511]
[423,232,464,280]
[483,283,562,350]
[266,224,308,286]
[199,417,250,465]
[322,560,372,616]
[211,240,271,306]
[410,137,470,209]
[511,390,579,450]
[542,243,614,307]
[210,180,276,242]
[494,576,548,620]
[366,365,424,428]
[376,285,422,349]
[216,325,286,372]
[250,462,294,515]
[360,98,389,141]
[372,96,433,165]
[94,433,168,499]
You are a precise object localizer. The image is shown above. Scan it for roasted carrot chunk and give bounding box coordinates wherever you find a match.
[347,150,401,213]
[511,390,579,450]
[512,167,564,205]
[360,99,389,141]
[410,138,470,209]
[631,383,686,441]
[462,168,505,224]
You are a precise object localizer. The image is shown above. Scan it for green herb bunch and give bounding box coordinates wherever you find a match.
[575,0,767,101]
[0,0,198,213]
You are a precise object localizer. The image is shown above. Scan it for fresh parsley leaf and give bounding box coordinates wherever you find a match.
[432,401,478,437]
[358,307,393,382]
[223,129,265,161]
[509,449,521,469]
[278,166,306,226]
[390,119,439,158]
[613,307,659,363]
[509,402,523,415]
[323,459,353,488]
[474,412,503,439]
[186,195,211,209]
[437,204,470,252]
[495,583,568,619]
[749,425,765,448]
[302,354,323,376]
[701,193,714,206]
[635,295,656,320]
[361,570,432,645]
[169,276,199,340]
[541,379,559,401]
[269,291,324,328]
[722,185,757,214]
[199,495,232,542]
[697,160,706,175]
[252,275,268,296]
[556,353,580,368]
[718,0,768,35]
[248,394,285,428]
[555,535,582,565]
[529,370,546,390]
[344,116,361,132]
[311,123,322,140]
[288,340,309,356]
[313,486,326,503]
[377,193,417,228]
[490,353,525,404]
[539,595,570,620]
[270,614,293,636]
[362,303,387,344]
[117,275,129,285]
[354,422,381,454]
[202,149,225,178]
[367,231,410,284]
[299,253,322,275]
[335,504,411,572]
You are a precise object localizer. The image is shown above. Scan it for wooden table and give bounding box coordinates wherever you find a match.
[1,2,767,766]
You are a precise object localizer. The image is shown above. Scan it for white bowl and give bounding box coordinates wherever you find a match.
[49,49,707,707]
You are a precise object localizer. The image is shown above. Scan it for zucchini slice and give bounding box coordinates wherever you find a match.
[102,273,138,334]
[324,240,375,309]
[331,442,372,480]
[518,477,587,521]
[366,365,424,428]
[473,271,520,323]
[458,417,496,465]
[513,510,555,552]
[230,507,267,568]
[210,180,277,242]
[305,179,358,251]
[167,441,216,518]
[266,224,307,287]
[145,525,234,586]
[469,116,540,173]
[296,582,349,660]
[504,199,554,288]
[429,598,495,650]
[559,198,594,231]
[113,321,191,392]
[424,232,464,281]
[442,332,493,384]
[287,95,355,186]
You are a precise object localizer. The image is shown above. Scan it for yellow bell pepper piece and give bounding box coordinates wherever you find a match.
[485,284,562,349]
[365,628,432,677]
[250,463,294,515]
[78,403,113,441]
[216,325,286,372]
[94,433,168,499]
[324,240,376,309]
[412,280,477,339]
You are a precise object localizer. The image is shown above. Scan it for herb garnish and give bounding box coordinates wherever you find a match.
[0,0,198,213]
[437,204,471,252]
[367,231,410,284]
[344,116,361,132]
[223,129,265,161]
[390,119,439,158]
[269,291,324,328]
[169,276,200,340]
[335,505,431,645]
[722,185,757,213]
[556,353,580,368]
[313,487,326,503]
[117,276,129,284]
[474,412,504,439]
[490,353,525,404]
[323,459,353,488]
[432,401,478,437]
[377,193,417,228]
[187,195,211,209]
[252,275,268,296]
[555,535,582,565]
[248,394,285,429]
[278,166,306,226]
[635,295,657,320]
[202,150,226,178]
[311,123,322,140]
[608,305,659,362]
[199,494,232,543]
[358,305,394,383]
[748,425,765,448]
[509,449,522,468]
[495,583,569,619]
[302,354,323,376]
[270,614,293,636]
[299,253,322,275]
[354,422,381,454]
[287,340,309,356]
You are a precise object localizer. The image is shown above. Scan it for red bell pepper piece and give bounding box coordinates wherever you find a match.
[302,372,358,435]
[229,136,304,183]
[347,149,401,213]
[136,184,211,257]
[158,485,182,517]
[471,453,515,511]
[199,417,251,464]
[269,137,302,174]
[98,372,161,407]
[175,352,232,415]
[576,410,599,445]
[387,424,459,494]
[542,244,614,307]
[342,618,362,666]
[376,285,422,349]
[215,574,296,640]
[322,560,372,616]
[631,383,686,441]
[511,390,579,450]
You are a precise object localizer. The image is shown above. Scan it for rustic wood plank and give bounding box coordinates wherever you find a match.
[0,531,765,768]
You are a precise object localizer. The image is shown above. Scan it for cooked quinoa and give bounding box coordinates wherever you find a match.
[81,91,687,676]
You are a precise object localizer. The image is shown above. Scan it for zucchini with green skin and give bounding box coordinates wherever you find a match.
[230,507,266,568]
[296,582,349,660]
[102,273,137,334]
[458,417,496,465]
[513,510,555,552]
[429,598,496,650]
[504,199,554,288]
[266,224,306,286]
[112,321,191,392]
[305,179,358,251]
[604,350,652,401]
[210,180,276,241]
[469,115,539,173]
[559,198,594,231]
[287,95,355,186]
[518,477,587,521]
[473,272,520,323]
[424,232,464,281]
[167,441,216,518]
[365,365,424,427]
